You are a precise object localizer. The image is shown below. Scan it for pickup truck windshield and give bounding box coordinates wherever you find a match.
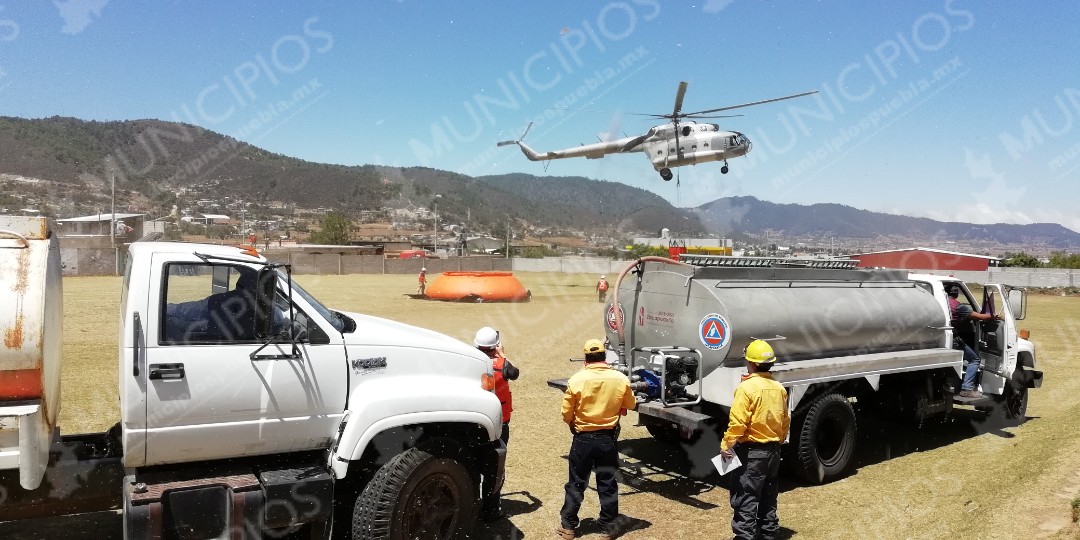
[279,270,347,333]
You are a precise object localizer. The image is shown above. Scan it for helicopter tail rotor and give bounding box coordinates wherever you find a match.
[496,122,544,161]
[497,122,533,147]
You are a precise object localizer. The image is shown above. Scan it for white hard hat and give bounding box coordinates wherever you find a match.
[600,275,605,279]
[421,267,426,272]
[474,326,499,348]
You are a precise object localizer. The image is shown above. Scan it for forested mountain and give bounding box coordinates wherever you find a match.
[1,116,1077,248]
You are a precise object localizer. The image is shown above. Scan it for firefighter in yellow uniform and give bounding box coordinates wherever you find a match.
[719,339,790,540]
[557,339,636,540]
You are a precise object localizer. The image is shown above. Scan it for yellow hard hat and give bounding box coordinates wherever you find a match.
[744,339,775,364]
[583,339,606,354]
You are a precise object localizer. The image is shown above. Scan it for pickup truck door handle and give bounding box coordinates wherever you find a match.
[148,363,186,380]
[133,312,142,377]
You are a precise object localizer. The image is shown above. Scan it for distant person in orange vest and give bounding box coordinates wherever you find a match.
[474,326,519,521]
[263,236,270,252]
[248,232,257,245]
[596,275,609,303]
[417,267,427,295]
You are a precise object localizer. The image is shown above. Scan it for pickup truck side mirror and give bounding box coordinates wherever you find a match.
[1007,288,1027,320]
[254,267,277,338]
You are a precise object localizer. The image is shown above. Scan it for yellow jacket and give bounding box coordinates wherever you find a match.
[562,363,636,432]
[720,372,790,451]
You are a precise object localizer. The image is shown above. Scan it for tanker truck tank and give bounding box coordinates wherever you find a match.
[606,258,949,406]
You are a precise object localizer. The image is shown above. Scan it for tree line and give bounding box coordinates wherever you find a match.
[1002,252,1080,269]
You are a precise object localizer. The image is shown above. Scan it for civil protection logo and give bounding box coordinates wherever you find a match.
[699,313,729,350]
[606,303,625,332]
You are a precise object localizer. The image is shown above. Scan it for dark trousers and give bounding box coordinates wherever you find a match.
[560,430,619,532]
[482,422,510,513]
[729,442,781,540]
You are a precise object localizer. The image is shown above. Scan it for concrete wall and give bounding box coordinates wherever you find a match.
[914,267,1079,288]
[263,252,512,275]
[52,244,1080,287]
[513,257,626,275]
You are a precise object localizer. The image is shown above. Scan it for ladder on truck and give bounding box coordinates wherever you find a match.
[677,254,860,269]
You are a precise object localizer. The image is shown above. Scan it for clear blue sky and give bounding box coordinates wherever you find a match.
[2,2,1078,231]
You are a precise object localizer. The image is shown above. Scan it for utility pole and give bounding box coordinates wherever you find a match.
[111,172,117,275]
[433,194,441,255]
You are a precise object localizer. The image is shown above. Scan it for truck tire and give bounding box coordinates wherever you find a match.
[787,393,856,484]
[645,423,679,444]
[990,380,1028,427]
[352,447,478,540]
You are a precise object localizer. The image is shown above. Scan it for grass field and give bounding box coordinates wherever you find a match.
[51,273,1080,539]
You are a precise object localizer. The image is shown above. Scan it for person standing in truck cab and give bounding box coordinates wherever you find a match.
[474,326,519,521]
[558,339,636,540]
[596,275,609,303]
[947,285,996,399]
[720,339,790,540]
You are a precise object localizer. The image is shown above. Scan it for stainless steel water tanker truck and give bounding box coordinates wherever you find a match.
[568,255,1040,484]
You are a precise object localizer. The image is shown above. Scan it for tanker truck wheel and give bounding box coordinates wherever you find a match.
[353,447,478,539]
[989,380,1028,427]
[786,393,857,484]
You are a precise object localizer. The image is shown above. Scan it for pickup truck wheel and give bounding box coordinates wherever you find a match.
[787,393,856,484]
[352,447,478,540]
[990,381,1028,427]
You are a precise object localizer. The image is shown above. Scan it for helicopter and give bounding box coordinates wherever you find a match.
[498,82,817,181]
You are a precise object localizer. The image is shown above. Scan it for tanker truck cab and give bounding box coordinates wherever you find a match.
[908,274,1041,421]
[2,224,504,538]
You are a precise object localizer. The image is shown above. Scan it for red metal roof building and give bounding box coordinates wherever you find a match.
[849,248,1001,271]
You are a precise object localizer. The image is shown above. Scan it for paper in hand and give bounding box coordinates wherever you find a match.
[712,452,742,475]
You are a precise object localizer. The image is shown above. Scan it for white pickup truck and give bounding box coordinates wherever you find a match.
[0,216,505,539]
[552,255,1043,484]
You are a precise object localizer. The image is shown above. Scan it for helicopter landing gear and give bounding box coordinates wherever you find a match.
[660,168,673,181]
[721,160,729,174]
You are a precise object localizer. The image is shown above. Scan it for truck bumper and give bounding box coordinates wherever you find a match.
[482,439,507,498]
[1017,368,1043,389]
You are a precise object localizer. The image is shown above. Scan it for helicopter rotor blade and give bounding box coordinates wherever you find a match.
[673,81,688,117]
[520,122,533,140]
[680,90,818,117]
[681,114,744,119]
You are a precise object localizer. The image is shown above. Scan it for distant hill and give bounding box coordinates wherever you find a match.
[694,196,1080,249]
[0,116,1076,248]
[0,116,395,210]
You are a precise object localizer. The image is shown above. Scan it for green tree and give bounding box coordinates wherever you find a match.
[625,244,671,260]
[519,245,559,258]
[308,213,353,245]
[1048,251,1080,269]
[1002,252,1042,268]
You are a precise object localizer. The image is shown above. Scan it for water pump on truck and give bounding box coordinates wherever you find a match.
[0,215,506,539]
[552,255,1041,484]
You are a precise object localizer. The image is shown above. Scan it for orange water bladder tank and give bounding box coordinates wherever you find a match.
[425,271,530,302]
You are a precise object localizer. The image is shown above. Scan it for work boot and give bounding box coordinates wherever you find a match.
[959,389,984,398]
[554,525,576,539]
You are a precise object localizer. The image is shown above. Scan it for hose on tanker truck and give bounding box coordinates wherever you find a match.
[611,256,693,343]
